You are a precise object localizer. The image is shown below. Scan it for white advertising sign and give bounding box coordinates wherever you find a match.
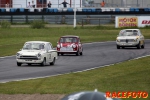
[138,16,150,27]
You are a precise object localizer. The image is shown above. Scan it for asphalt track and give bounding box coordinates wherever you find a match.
[0,40,150,83]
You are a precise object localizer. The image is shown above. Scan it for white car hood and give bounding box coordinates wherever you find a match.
[18,50,46,56]
[117,36,138,39]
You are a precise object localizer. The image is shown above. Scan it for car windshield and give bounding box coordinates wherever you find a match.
[119,30,139,36]
[59,37,77,43]
[22,43,45,50]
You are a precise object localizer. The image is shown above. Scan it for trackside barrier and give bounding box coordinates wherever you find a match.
[0,7,150,13]
[81,18,115,26]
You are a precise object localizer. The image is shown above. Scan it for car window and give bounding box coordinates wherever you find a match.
[23,43,45,50]
[39,44,45,50]
[119,30,139,36]
[78,38,80,43]
[47,43,52,51]
[60,37,77,43]
[23,43,32,50]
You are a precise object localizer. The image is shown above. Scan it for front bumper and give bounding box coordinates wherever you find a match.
[57,51,77,53]
[16,58,43,64]
[116,42,139,47]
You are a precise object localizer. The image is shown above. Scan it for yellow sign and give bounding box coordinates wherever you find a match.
[118,17,138,27]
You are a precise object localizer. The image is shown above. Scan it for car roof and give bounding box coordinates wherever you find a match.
[60,35,79,38]
[25,41,50,44]
[123,29,140,31]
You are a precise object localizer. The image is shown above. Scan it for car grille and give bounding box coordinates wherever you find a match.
[19,56,38,60]
[120,39,135,42]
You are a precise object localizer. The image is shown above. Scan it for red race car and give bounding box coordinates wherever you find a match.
[57,35,83,56]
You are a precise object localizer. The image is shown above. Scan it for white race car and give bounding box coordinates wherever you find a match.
[116,29,145,49]
[16,41,57,66]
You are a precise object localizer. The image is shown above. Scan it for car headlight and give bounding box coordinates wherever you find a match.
[134,38,137,42]
[37,53,41,57]
[16,53,21,58]
[57,44,61,48]
[116,39,120,42]
[16,53,20,56]
[134,38,139,42]
[72,44,77,48]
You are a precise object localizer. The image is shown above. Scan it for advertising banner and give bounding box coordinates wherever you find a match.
[138,16,150,27]
[115,16,150,28]
[115,16,138,28]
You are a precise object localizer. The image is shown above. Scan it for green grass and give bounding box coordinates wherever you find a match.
[0,26,150,100]
[0,56,149,100]
[0,26,150,57]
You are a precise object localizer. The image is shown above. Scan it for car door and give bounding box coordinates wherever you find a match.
[46,43,52,63]
[138,31,144,45]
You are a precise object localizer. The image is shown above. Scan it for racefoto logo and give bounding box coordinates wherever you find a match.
[106,91,148,99]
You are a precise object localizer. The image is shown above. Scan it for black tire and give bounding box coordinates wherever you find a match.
[80,52,83,55]
[141,45,144,49]
[80,49,83,55]
[41,58,46,66]
[17,62,22,66]
[76,51,80,56]
[50,57,55,65]
[57,53,60,56]
[122,47,124,49]
[137,42,141,49]
[117,45,120,49]
[61,53,64,56]
[141,42,145,49]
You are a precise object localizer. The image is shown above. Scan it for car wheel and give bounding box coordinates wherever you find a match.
[41,58,46,66]
[17,62,22,66]
[117,45,120,49]
[137,42,141,49]
[80,52,83,55]
[122,47,124,49]
[50,57,55,65]
[141,42,145,49]
[80,49,83,55]
[76,51,80,56]
[61,53,64,56]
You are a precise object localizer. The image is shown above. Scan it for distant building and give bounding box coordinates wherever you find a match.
[0,0,83,8]
[92,0,150,7]
[0,0,149,8]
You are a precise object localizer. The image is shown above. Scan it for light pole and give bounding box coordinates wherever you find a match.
[73,0,76,28]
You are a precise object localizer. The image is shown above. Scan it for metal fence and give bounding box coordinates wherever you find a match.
[0,15,113,25]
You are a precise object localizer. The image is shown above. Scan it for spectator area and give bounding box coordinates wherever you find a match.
[0,7,150,15]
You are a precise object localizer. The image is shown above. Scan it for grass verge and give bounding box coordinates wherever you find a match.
[0,56,150,100]
[0,26,150,100]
